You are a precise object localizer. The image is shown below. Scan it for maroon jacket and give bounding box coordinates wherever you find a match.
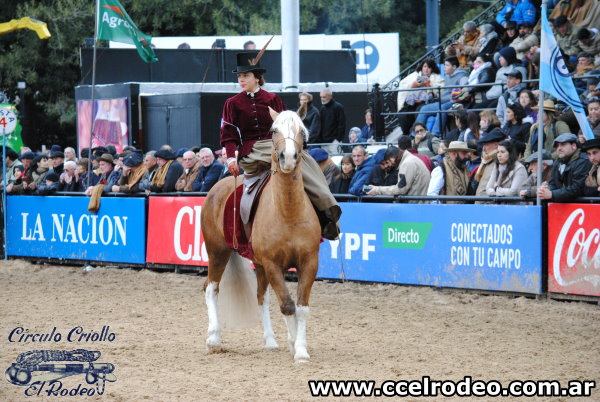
[220,89,286,159]
[408,148,434,172]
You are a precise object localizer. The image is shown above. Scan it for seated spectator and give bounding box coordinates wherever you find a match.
[486,47,527,107]
[411,122,440,161]
[416,56,468,136]
[75,158,92,191]
[578,97,600,141]
[175,148,188,166]
[309,148,340,185]
[502,103,531,152]
[192,148,221,192]
[150,149,183,193]
[348,147,381,196]
[84,153,120,195]
[60,161,79,192]
[467,111,481,142]
[575,52,597,78]
[329,154,355,194]
[519,150,554,198]
[359,109,376,143]
[2,147,22,185]
[427,141,474,199]
[509,22,539,61]
[582,138,600,196]
[367,148,399,187]
[297,92,320,142]
[496,70,526,125]
[445,108,469,142]
[499,21,518,49]
[463,53,496,109]
[139,151,158,191]
[176,151,201,192]
[397,58,444,136]
[496,0,536,29]
[432,140,450,167]
[6,165,26,194]
[577,28,600,63]
[581,74,600,105]
[6,151,35,194]
[351,145,368,168]
[480,109,502,136]
[538,133,592,202]
[524,100,571,158]
[474,128,506,196]
[9,154,48,194]
[112,152,147,193]
[35,171,61,195]
[64,147,77,162]
[518,89,538,124]
[486,139,528,196]
[477,24,500,57]
[365,146,430,196]
[348,127,361,145]
[445,21,480,67]
[49,151,65,176]
[553,15,582,66]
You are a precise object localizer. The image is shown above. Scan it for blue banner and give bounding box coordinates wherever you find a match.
[7,196,146,264]
[318,203,542,294]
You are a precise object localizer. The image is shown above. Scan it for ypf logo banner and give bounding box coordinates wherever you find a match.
[383,222,432,250]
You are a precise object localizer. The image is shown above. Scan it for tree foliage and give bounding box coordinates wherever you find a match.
[0,0,492,149]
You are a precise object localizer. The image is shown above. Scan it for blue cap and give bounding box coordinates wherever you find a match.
[123,152,143,167]
[19,151,35,160]
[553,133,578,146]
[176,147,188,158]
[308,148,329,162]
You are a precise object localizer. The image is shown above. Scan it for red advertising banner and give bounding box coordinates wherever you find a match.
[146,196,208,266]
[548,203,600,297]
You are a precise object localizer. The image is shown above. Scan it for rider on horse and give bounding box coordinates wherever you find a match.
[220,49,341,240]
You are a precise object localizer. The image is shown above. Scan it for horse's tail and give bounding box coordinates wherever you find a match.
[217,252,261,330]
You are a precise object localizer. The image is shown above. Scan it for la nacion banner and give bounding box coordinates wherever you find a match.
[6,196,146,264]
[146,196,208,266]
[548,203,600,297]
[318,203,543,294]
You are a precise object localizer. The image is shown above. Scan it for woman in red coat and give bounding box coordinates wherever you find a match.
[220,52,340,239]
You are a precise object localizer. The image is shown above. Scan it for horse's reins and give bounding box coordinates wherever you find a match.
[232,150,239,250]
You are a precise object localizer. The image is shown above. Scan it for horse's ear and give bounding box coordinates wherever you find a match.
[268,106,279,121]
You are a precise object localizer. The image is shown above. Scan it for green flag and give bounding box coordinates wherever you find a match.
[96,0,158,63]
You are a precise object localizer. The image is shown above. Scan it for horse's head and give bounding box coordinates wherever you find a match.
[270,109,308,174]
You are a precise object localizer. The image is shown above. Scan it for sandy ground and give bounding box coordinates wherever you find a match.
[0,259,599,402]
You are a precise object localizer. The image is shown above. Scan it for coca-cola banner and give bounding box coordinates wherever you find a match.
[146,196,208,267]
[548,203,600,297]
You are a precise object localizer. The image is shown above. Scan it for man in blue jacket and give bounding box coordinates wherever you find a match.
[348,148,387,196]
[192,148,224,192]
[496,0,536,28]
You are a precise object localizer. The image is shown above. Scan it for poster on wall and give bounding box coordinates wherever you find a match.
[77,98,129,154]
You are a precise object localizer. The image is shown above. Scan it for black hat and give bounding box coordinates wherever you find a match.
[91,146,108,155]
[518,21,533,29]
[232,52,266,74]
[523,150,553,164]
[505,70,523,80]
[97,153,114,164]
[478,128,506,144]
[45,172,60,182]
[582,138,600,152]
[50,144,62,152]
[553,15,569,27]
[5,147,18,161]
[19,151,35,160]
[506,21,517,30]
[50,151,64,159]
[80,148,90,158]
[106,144,117,156]
[155,149,177,160]
[123,152,143,167]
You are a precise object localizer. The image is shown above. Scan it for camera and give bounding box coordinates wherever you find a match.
[362,185,373,193]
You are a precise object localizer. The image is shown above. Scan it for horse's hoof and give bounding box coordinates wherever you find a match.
[264,337,279,350]
[206,343,223,354]
[294,350,310,363]
[206,335,222,353]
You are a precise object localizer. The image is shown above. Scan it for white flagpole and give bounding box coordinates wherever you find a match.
[536,0,548,206]
[87,0,100,188]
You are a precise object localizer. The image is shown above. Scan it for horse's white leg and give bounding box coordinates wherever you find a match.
[261,290,278,349]
[283,312,297,356]
[294,305,310,362]
[205,282,222,351]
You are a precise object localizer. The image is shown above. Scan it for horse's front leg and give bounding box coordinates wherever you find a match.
[255,263,278,350]
[293,254,318,362]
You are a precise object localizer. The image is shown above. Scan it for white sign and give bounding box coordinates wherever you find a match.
[0,107,18,135]
[111,33,400,85]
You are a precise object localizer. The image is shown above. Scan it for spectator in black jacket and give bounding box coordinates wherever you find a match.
[149,149,183,193]
[192,148,223,192]
[319,87,346,155]
[60,161,80,192]
[36,171,61,195]
[538,134,592,202]
[297,92,320,143]
[582,138,600,196]
[84,153,120,195]
[329,154,355,194]
[502,102,530,155]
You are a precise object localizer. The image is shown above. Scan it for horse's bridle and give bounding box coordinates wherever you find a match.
[271,127,305,177]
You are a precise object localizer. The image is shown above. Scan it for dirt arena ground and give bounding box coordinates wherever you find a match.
[1,259,599,401]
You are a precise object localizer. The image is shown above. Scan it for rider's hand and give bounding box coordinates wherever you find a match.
[227,158,239,176]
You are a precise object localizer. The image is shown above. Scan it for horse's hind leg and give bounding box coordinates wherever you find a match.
[205,247,232,352]
[255,264,278,350]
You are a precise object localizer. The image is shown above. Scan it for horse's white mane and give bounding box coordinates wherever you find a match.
[272,111,309,143]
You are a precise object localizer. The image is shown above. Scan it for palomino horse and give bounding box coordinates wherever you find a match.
[201,110,321,362]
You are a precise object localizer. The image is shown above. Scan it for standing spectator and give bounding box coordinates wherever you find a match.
[149,149,183,193]
[329,154,355,194]
[486,47,527,106]
[9,154,48,194]
[509,22,539,61]
[49,151,65,176]
[518,89,538,124]
[297,92,320,143]
[192,148,222,192]
[445,21,480,67]
[35,172,61,195]
[475,128,506,196]
[139,151,158,192]
[582,138,600,196]
[351,145,368,167]
[367,148,400,187]
[577,28,600,62]
[75,158,91,192]
[502,103,531,152]
[399,134,433,172]
[359,109,376,143]
[427,141,474,198]
[486,139,528,196]
[348,147,380,196]
[112,152,147,193]
[319,87,346,154]
[519,150,554,198]
[84,154,120,195]
[243,40,256,50]
[496,71,526,125]
[2,147,22,185]
[411,122,440,160]
[60,161,79,192]
[538,133,592,202]
[397,59,444,136]
[64,147,77,162]
[308,148,340,185]
[365,146,430,196]
[553,15,582,66]
[176,151,201,192]
[524,100,571,158]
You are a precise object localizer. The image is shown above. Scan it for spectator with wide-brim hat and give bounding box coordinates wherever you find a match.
[524,99,571,159]
[113,151,147,193]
